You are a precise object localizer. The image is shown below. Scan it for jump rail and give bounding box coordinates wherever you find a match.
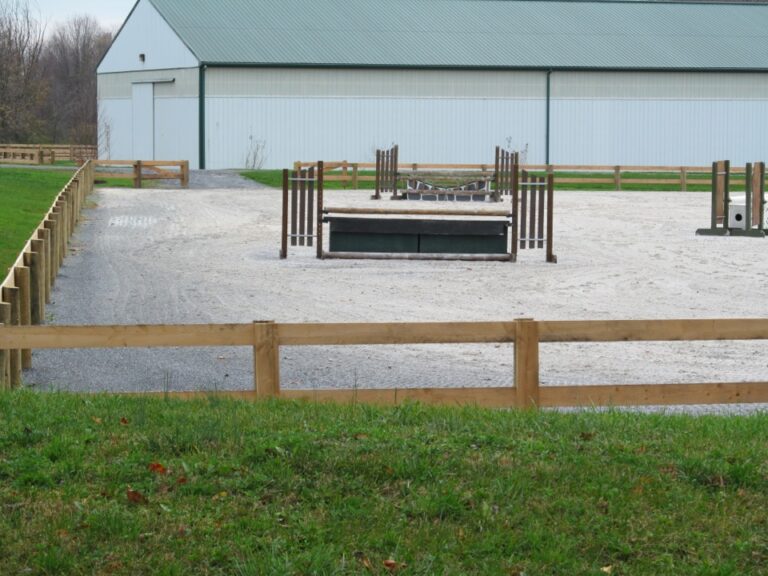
[1,318,768,408]
[0,161,95,388]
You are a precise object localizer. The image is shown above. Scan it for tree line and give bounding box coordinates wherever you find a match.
[0,0,112,146]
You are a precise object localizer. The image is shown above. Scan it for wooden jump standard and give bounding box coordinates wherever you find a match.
[280,159,556,262]
[696,160,766,237]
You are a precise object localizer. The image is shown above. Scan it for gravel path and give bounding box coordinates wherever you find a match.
[24,185,768,413]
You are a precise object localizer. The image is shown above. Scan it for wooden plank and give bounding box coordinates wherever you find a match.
[520,171,528,249]
[277,321,516,346]
[546,174,556,263]
[317,161,324,259]
[0,324,254,349]
[538,318,768,342]
[299,168,307,246]
[280,169,289,258]
[322,252,514,262]
[290,168,298,246]
[282,387,515,407]
[253,321,280,397]
[515,320,539,408]
[539,382,768,407]
[324,207,510,217]
[2,287,21,387]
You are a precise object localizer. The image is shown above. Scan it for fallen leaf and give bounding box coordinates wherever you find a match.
[92,417,103,425]
[119,417,129,426]
[148,462,167,475]
[176,476,188,485]
[126,488,148,505]
[354,433,369,440]
[579,431,596,441]
[601,566,613,574]
[383,559,406,572]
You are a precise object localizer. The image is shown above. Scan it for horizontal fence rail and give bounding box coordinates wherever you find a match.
[94,160,189,188]
[0,144,97,164]
[2,318,768,408]
[294,160,755,191]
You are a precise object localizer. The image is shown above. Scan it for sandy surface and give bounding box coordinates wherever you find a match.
[24,185,768,412]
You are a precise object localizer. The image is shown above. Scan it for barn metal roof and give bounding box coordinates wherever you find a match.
[146,0,768,70]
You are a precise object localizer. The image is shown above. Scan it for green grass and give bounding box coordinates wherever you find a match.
[1,391,767,575]
[241,170,731,192]
[0,167,74,279]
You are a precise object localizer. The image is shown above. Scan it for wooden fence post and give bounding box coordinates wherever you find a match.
[680,167,687,192]
[514,319,540,409]
[134,161,143,188]
[38,227,52,302]
[179,161,189,188]
[253,321,280,398]
[0,301,10,389]
[26,245,44,324]
[614,166,621,191]
[352,163,359,189]
[15,267,32,369]
[2,288,21,388]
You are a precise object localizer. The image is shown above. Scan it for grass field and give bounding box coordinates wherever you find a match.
[240,169,732,192]
[1,391,766,575]
[0,167,74,279]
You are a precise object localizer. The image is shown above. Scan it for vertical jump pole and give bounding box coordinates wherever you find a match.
[280,169,289,259]
[317,161,324,259]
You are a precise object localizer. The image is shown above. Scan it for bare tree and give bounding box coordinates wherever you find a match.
[0,0,46,142]
[41,15,112,144]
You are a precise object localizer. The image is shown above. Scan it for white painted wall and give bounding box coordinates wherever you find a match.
[132,83,155,159]
[98,0,198,74]
[204,67,546,169]
[98,68,199,168]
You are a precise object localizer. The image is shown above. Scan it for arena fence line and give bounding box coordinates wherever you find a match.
[294,160,753,191]
[1,318,768,409]
[0,161,95,388]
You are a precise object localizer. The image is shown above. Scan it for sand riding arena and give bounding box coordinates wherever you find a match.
[19,180,768,413]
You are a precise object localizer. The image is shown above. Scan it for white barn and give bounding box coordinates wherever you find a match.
[97,0,768,170]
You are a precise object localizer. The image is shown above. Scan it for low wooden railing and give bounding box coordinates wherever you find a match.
[0,161,95,387]
[94,160,189,188]
[0,144,98,164]
[1,318,767,408]
[293,161,752,191]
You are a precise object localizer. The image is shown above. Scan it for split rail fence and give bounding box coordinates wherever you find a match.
[94,160,189,188]
[0,161,95,388]
[0,144,97,165]
[2,318,768,409]
[294,161,756,191]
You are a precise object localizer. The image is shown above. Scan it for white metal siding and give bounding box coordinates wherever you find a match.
[98,68,199,168]
[205,97,546,169]
[205,68,546,169]
[154,98,199,165]
[550,72,768,165]
[98,0,198,74]
[132,83,155,159]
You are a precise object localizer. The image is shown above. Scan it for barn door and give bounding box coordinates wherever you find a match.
[132,83,154,160]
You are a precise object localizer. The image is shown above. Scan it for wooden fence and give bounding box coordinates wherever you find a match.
[1,317,768,408]
[0,144,97,165]
[0,161,95,388]
[94,160,189,188]
[293,161,755,191]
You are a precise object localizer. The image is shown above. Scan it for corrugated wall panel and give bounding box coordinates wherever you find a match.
[552,71,768,100]
[99,100,133,160]
[206,68,546,99]
[154,98,199,166]
[205,96,545,169]
[550,71,768,165]
[98,68,199,99]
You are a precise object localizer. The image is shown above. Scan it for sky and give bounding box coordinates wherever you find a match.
[32,0,136,33]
